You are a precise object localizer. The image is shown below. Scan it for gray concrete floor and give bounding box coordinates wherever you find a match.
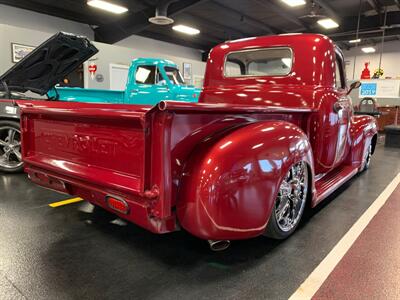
[0,142,399,300]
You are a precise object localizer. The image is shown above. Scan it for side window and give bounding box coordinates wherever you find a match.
[135,65,156,84]
[335,55,345,89]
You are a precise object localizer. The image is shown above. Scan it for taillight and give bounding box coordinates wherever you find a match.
[106,196,129,214]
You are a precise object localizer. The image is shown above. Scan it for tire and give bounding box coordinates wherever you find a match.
[0,120,23,173]
[361,143,372,172]
[264,161,309,239]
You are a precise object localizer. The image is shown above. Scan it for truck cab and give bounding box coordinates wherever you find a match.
[199,34,358,175]
[125,58,200,104]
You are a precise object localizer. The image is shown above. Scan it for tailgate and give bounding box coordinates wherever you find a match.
[20,101,150,195]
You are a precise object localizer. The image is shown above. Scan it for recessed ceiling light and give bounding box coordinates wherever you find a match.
[172,25,200,35]
[362,47,376,53]
[317,18,339,29]
[281,0,306,7]
[349,38,361,43]
[87,0,128,14]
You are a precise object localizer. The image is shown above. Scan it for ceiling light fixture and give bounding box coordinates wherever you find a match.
[172,25,200,35]
[281,0,306,7]
[87,0,128,14]
[149,15,174,25]
[361,47,376,53]
[317,18,339,29]
[349,38,361,43]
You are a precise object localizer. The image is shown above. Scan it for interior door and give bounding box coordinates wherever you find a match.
[110,64,129,91]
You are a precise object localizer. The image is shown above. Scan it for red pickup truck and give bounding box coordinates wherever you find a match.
[20,34,377,251]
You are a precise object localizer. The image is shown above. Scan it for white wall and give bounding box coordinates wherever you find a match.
[343,40,400,106]
[117,34,202,62]
[343,40,400,81]
[0,24,60,73]
[87,40,206,89]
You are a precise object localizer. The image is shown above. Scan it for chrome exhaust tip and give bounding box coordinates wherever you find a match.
[208,240,231,251]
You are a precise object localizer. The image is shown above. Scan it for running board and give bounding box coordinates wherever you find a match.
[315,165,359,204]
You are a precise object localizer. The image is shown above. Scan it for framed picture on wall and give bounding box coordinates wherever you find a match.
[11,43,35,63]
[183,62,192,80]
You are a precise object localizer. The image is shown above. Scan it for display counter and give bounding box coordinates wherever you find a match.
[376,106,399,131]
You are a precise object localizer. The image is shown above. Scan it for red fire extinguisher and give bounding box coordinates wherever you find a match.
[361,62,370,79]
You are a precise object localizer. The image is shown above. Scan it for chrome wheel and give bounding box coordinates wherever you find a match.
[274,161,308,232]
[0,126,23,170]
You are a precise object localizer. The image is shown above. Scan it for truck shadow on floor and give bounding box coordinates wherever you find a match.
[65,174,356,267]
[78,206,283,265]
[37,173,360,298]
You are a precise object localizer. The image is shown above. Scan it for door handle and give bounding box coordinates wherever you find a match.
[333,102,344,113]
[131,89,139,93]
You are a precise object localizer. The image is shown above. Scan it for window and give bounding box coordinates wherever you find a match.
[224,48,292,77]
[164,66,185,85]
[225,61,243,77]
[135,65,156,84]
[335,53,345,89]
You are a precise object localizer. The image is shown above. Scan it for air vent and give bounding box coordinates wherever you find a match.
[149,15,174,25]
[148,0,178,25]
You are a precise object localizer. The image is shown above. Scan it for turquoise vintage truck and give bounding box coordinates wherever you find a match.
[49,58,200,105]
[0,32,201,173]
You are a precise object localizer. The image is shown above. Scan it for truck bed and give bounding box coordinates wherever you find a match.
[48,87,125,103]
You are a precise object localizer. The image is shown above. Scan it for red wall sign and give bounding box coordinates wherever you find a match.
[88,63,97,79]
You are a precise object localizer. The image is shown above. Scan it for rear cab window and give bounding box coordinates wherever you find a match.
[224,47,293,77]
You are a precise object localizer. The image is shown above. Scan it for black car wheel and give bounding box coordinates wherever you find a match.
[0,120,23,173]
[361,143,372,172]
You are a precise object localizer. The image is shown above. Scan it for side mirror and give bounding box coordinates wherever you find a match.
[347,81,362,95]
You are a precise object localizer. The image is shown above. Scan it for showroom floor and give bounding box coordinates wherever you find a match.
[1,143,400,300]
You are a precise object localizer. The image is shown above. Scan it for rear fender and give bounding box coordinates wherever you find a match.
[346,115,377,169]
[177,121,314,240]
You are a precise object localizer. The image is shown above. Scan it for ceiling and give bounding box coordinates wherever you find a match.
[1,0,400,52]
